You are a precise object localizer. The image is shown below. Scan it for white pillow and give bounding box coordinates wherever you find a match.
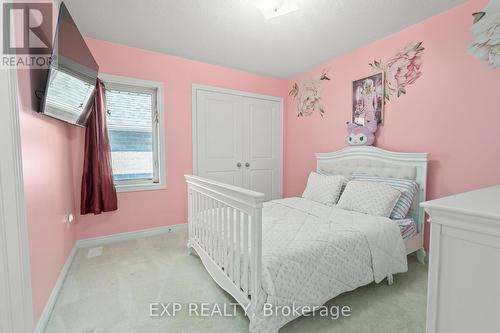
[302,172,345,206]
[337,180,401,217]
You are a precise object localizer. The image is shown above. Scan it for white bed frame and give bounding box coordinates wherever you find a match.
[185,146,428,322]
[315,146,428,261]
[185,176,264,318]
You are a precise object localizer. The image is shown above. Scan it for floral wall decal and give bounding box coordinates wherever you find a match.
[469,0,500,69]
[289,69,330,117]
[369,42,425,101]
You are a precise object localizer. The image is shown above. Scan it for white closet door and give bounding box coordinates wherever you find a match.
[195,90,244,187]
[243,97,282,201]
[194,86,283,201]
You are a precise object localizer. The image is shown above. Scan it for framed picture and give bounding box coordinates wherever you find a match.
[352,72,385,125]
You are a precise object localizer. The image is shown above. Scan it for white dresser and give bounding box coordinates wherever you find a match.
[421,186,500,333]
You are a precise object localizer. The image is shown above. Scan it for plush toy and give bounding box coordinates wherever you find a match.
[346,121,377,146]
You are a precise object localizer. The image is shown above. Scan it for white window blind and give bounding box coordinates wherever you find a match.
[105,83,159,185]
[44,69,95,123]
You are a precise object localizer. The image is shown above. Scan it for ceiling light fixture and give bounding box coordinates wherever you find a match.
[253,0,299,19]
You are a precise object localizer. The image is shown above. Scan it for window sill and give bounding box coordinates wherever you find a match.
[115,182,166,193]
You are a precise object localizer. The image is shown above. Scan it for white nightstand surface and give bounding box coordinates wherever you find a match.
[421,185,500,221]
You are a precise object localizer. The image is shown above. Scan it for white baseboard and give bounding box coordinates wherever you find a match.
[33,244,77,333]
[76,223,188,249]
[33,223,187,332]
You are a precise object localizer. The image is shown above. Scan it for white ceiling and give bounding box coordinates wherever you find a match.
[63,0,468,79]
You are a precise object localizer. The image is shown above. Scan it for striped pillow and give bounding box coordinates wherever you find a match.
[351,174,419,219]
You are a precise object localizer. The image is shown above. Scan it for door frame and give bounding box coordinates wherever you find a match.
[191,84,283,197]
[0,68,34,332]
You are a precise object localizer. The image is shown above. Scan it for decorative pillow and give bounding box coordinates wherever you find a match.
[302,172,346,206]
[351,174,419,219]
[337,180,401,217]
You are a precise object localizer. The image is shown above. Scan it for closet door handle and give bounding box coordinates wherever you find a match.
[245,162,250,168]
[236,162,242,168]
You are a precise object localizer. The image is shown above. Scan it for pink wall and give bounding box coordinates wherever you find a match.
[283,0,500,248]
[72,38,288,240]
[17,70,78,323]
[15,0,78,323]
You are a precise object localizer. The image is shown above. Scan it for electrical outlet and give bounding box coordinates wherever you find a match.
[65,213,74,226]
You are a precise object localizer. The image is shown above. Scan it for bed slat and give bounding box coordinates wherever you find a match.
[185,175,264,316]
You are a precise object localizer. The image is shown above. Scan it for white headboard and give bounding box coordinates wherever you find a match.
[316,146,428,233]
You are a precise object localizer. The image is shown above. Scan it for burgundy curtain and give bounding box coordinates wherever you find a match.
[81,79,118,215]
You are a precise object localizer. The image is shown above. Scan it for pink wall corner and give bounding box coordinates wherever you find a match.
[72,38,289,240]
[284,0,500,249]
[17,68,79,323]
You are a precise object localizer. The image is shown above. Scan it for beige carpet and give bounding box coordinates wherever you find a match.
[44,230,427,333]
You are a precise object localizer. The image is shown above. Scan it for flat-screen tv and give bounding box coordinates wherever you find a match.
[39,2,98,127]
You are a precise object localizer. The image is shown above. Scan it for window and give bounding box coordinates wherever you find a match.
[101,74,165,192]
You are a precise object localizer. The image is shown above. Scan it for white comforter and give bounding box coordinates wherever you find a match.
[249,197,408,333]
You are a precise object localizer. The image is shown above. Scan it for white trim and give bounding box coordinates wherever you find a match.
[191,84,284,197]
[114,182,166,193]
[98,73,167,193]
[33,245,78,333]
[98,73,164,90]
[192,83,283,103]
[32,223,187,332]
[76,223,188,249]
[0,68,34,332]
[192,85,198,175]
[278,97,284,198]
